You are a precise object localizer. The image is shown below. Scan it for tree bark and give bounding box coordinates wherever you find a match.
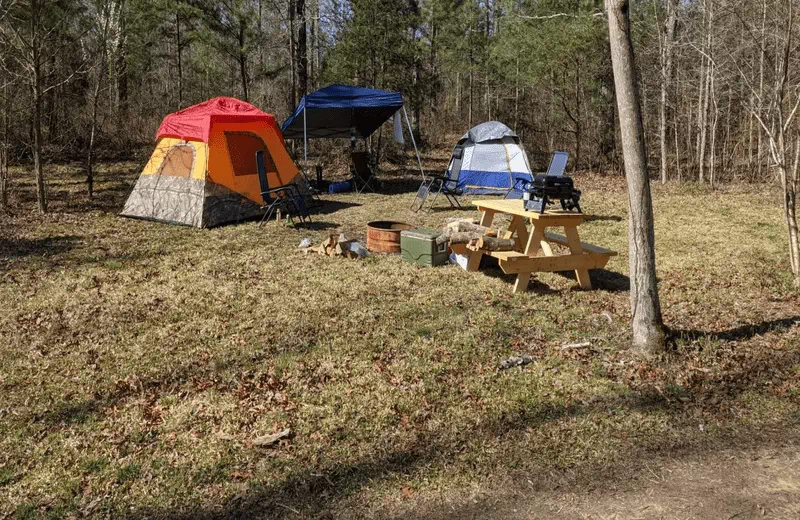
[605,0,665,353]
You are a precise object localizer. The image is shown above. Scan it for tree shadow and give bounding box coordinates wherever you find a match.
[121,341,800,520]
[15,308,795,519]
[481,266,563,296]
[479,265,629,294]
[0,236,81,260]
[584,214,624,223]
[559,269,631,293]
[296,220,339,231]
[669,316,800,344]
[311,200,361,216]
[427,203,478,213]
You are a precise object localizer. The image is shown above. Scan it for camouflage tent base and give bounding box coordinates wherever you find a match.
[121,175,262,228]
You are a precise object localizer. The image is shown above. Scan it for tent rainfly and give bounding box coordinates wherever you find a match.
[281,84,425,179]
[121,97,300,228]
[446,121,533,194]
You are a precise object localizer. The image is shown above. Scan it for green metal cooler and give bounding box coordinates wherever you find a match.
[400,228,449,267]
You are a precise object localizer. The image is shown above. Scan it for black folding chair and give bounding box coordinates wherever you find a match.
[256,150,311,226]
[411,144,465,212]
[350,152,377,193]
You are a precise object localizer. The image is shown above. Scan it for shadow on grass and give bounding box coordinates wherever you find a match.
[585,214,624,223]
[125,386,798,519]
[295,220,339,231]
[481,266,629,294]
[669,315,800,344]
[114,322,800,520]
[481,266,563,296]
[311,200,362,216]
[0,236,81,259]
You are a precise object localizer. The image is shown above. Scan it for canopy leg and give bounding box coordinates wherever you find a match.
[303,108,308,174]
[403,106,425,181]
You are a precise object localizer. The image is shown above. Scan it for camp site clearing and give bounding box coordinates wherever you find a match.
[1,157,798,519]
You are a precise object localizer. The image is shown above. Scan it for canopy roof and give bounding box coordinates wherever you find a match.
[460,121,519,144]
[156,97,281,143]
[281,84,404,140]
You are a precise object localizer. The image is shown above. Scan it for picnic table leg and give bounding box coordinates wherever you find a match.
[564,225,592,289]
[467,209,495,271]
[510,222,547,294]
[504,215,529,251]
[513,273,531,294]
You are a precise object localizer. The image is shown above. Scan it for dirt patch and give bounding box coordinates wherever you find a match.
[390,446,800,519]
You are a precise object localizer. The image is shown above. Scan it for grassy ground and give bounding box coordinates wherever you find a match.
[1,156,799,519]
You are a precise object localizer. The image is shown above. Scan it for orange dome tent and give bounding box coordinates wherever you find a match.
[121,97,300,228]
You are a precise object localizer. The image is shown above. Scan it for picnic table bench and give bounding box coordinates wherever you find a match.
[456,199,617,294]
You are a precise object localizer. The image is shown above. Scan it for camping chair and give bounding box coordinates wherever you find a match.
[411,144,465,212]
[505,150,569,199]
[256,150,312,226]
[350,152,377,193]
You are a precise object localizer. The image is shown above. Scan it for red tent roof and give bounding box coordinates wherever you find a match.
[155,97,280,142]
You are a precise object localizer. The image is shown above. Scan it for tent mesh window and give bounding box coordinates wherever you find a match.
[156,144,195,178]
[225,132,275,177]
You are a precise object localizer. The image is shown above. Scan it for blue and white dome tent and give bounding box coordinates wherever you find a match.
[447,121,533,195]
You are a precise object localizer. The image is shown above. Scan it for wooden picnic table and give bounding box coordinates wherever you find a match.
[457,199,617,294]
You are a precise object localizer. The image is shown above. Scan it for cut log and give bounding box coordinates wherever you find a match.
[470,236,516,251]
[446,231,487,245]
[448,220,491,234]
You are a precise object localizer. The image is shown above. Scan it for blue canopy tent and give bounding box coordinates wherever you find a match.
[281,84,425,181]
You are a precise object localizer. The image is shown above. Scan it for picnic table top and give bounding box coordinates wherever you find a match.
[471,199,586,221]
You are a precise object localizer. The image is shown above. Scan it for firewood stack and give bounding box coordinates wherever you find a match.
[436,218,516,252]
[305,233,368,259]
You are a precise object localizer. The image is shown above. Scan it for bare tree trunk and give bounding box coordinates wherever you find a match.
[116,2,128,121]
[87,2,112,199]
[31,0,46,213]
[785,142,800,283]
[606,0,665,354]
[176,9,182,109]
[575,57,582,171]
[514,53,520,131]
[659,0,678,184]
[697,2,712,183]
[468,27,474,127]
[1,72,9,209]
[296,0,307,97]
[757,0,766,178]
[309,0,316,88]
[455,71,460,117]
[709,75,718,188]
[288,0,296,110]
[238,23,249,101]
[87,66,103,198]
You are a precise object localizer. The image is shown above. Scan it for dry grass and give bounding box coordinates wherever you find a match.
[0,156,798,519]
